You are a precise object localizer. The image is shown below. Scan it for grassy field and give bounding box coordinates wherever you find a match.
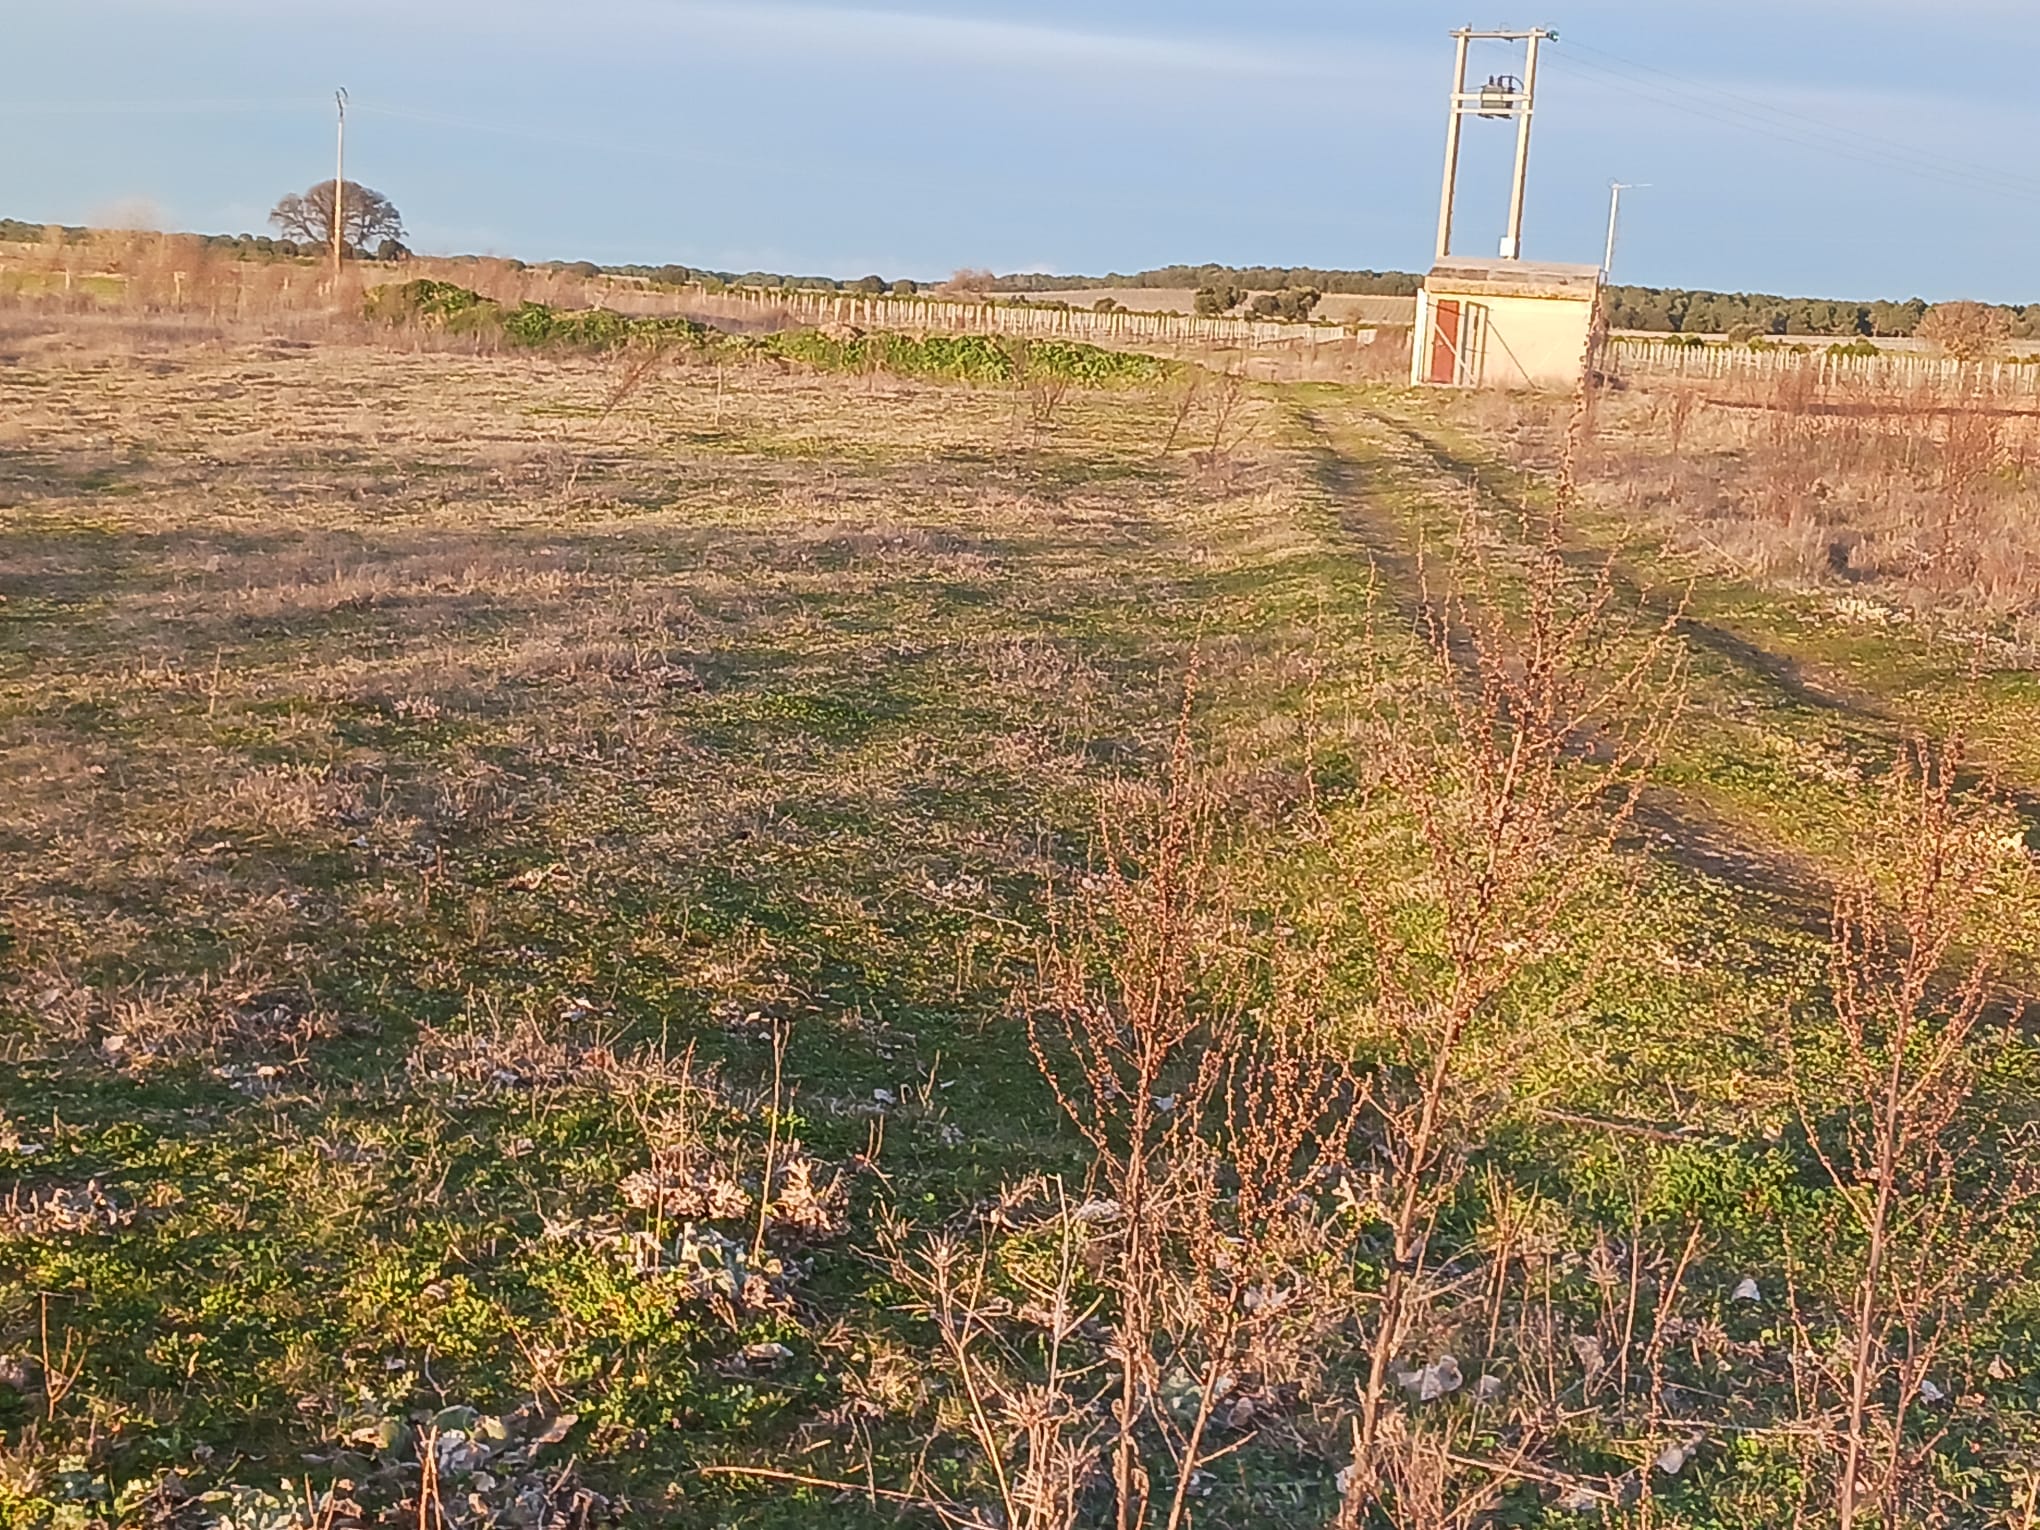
[3,332,2039,1528]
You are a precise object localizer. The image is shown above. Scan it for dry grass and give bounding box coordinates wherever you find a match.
[1574,370,2040,619]
[0,231,711,325]
[0,340,1288,1066]
[7,317,2040,1528]
[0,330,1350,1523]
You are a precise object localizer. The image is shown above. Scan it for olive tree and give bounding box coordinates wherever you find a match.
[1916,301,2012,361]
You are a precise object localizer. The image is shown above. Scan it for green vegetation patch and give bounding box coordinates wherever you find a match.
[760,328,1168,386]
[365,280,1170,388]
[364,279,711,350]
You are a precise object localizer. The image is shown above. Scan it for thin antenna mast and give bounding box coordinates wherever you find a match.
[333,88,349,291]
[1603,181,1649,276]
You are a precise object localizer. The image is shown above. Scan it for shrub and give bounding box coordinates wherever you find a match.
[1193,284,1242,317]
[1246,286,1322,321]
[1024,340,1166,385]
[364,281,708,351]
[939,268,995,298]
[1917,300,2013,361]
[365,279,505,334]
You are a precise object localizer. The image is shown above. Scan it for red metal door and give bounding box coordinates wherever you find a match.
[1428,300,1461,384]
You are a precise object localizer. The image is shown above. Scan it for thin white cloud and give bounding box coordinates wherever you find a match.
[123,0,1413,83]
[1755,0,2022,11]
[657,0,1308,75]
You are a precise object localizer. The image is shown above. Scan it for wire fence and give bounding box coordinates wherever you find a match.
[1608,338,2040,396]
[681,286,1358,351]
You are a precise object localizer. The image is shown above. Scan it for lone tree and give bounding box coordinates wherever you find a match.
[1916,300,2012,361]
[269,180,404,257]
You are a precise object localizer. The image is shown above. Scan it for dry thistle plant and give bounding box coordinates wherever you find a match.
[1788,734,2040,1527]
[1926,402,2006,591]
[560,335,670,499]
[1155,1001,1364,1526]
[874,1183,1111,1530]
[1335,485,1688,1514]
[1155,372,1202,459]
[1022,364,1075,440]
[1026,693,1238,1529]
[1012,686,1366,1529]
[1190,369,1254,485]
[1757,365,1824,526]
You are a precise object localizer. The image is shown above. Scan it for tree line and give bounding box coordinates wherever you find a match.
[984,263,2040,339]
[974,263,2040,339]
[1602,285,2040,340]
[10,210,2037,340]
[0,218,358,264]
[987,263,1425,297]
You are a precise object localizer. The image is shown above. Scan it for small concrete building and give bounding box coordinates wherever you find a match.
[1412,258,1603,390]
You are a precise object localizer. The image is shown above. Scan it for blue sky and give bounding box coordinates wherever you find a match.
[8,0,2038,301]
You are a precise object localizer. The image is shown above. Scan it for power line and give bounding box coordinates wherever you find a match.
[1542,46,2040,206]
[1543,55,2040,205]
[1565,37,2029,187]
[1541,55,1911,176]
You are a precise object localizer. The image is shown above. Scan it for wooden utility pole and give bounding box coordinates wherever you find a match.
[332,88,348,290]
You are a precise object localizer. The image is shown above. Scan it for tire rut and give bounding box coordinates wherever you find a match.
[1284,388,1840,936]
